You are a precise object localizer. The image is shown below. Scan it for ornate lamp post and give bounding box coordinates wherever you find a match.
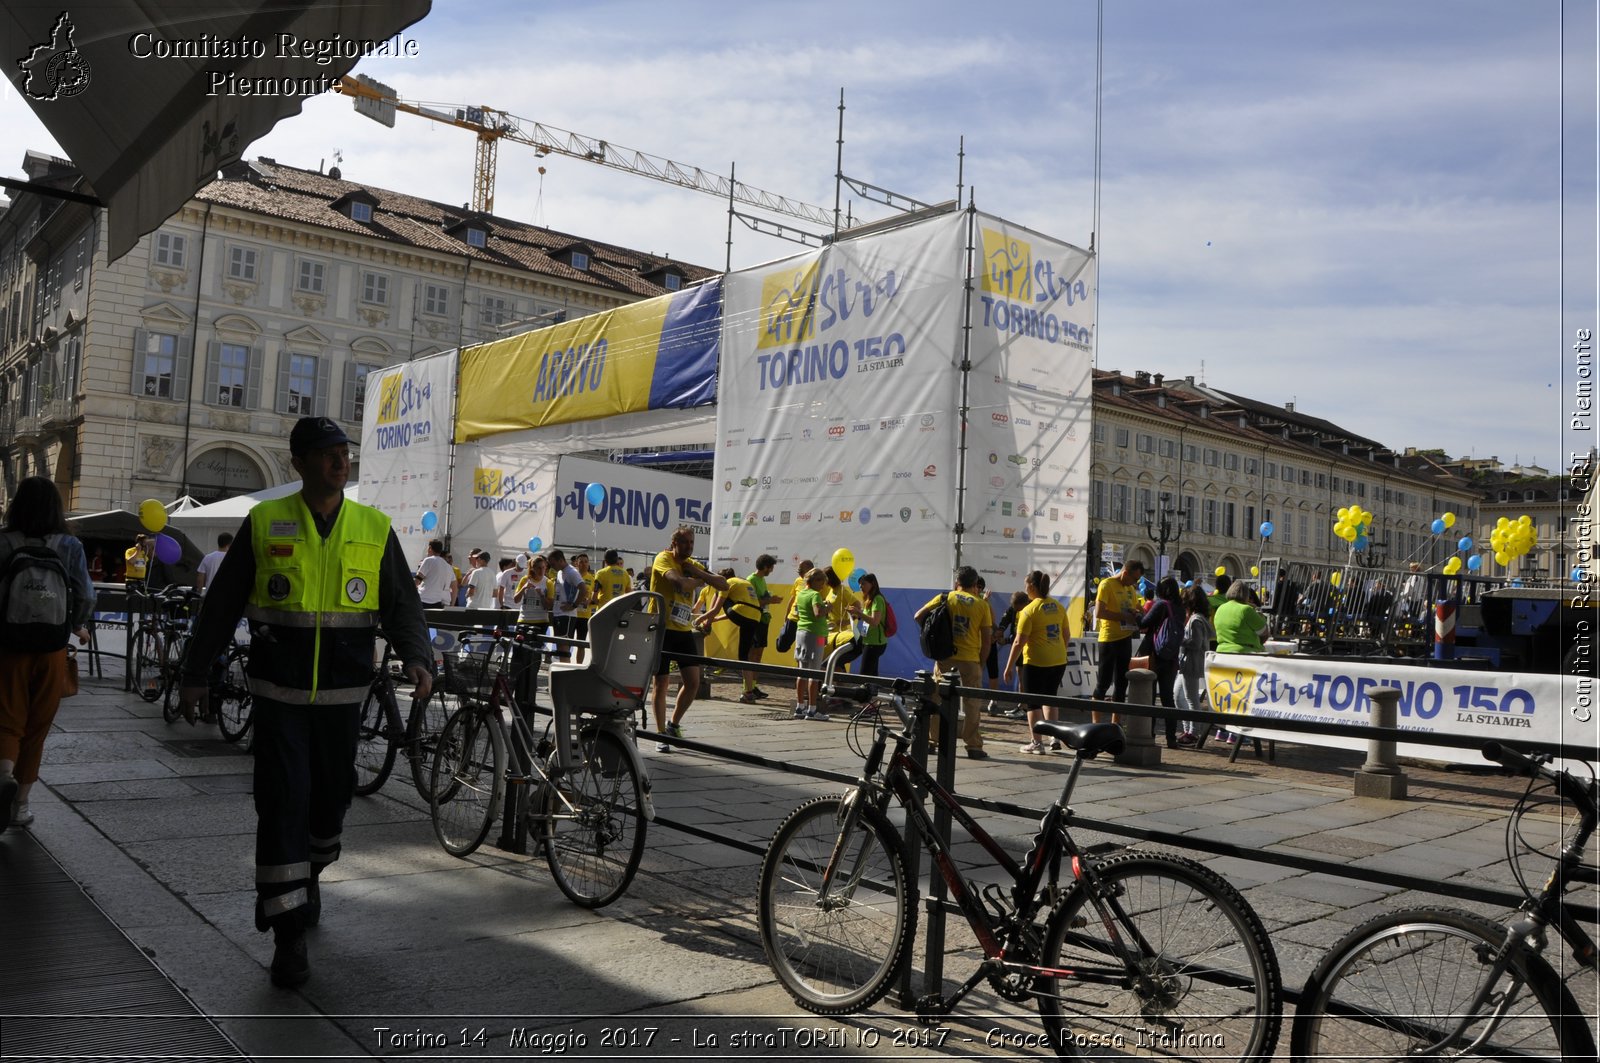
[1144,492,1186,578]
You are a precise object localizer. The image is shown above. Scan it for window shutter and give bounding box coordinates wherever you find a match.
[341,361,358,422]
[173,335,194,403]
[246,345,264,409]
[314,355,331,417]
[274,352,291,413]
[203,340,221,405]
[131,328,148,395]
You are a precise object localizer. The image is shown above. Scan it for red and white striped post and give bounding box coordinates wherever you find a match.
[1433,599,1457,660]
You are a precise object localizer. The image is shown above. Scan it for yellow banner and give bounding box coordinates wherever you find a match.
[455,298,671,441]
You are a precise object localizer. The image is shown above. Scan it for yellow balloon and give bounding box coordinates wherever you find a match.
[1494,551,1510,566]
[1518,514,1532,527]
[1496,516,1509,529]
[1337,507,1350,520]
[1443,557,1461,575]
[1330,571,1342,587]
[1215,566,1226,578]
[1442,512,1456,528]
[830,547,855,577]
[139,498,168,533]
[1250,565,1260,577]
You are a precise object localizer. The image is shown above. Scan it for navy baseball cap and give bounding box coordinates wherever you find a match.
[289,416,352,455]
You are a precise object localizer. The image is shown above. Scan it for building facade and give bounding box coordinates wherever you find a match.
[0,153,713,513]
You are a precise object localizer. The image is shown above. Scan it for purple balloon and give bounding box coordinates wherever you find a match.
[153,532,181,564]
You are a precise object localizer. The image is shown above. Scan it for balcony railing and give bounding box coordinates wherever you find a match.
[41,397,77,425]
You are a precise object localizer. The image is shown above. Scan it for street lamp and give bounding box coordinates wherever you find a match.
[1145,492,1186,576]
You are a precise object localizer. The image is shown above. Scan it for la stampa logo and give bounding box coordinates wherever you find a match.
[18,12,91,101]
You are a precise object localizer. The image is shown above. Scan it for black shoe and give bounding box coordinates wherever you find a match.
[270,930,309,988]
[750,688,770,700]
[304,878,320,928]
[965,748,989,760]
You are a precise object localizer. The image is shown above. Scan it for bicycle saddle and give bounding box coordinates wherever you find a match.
[1032,721,1125,757]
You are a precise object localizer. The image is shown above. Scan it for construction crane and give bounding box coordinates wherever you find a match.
[336,75,834,230]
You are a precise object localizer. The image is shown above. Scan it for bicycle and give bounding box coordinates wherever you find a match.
[1290,741,1599,1062]
[354,636,452,801]
[211,639,252,744]
[429,591,663,909]
[130,587,199,721]
[757,645,1283,1060]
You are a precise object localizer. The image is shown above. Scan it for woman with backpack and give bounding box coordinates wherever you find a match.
[0,476,95,832]
[1173,583,1215,747]
[1137,576,1185,748]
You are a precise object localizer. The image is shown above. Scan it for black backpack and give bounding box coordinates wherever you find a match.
[0,532,73,652]
[918,593,956,660]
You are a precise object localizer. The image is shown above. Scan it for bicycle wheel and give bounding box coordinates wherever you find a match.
[213,648,253,744]
[757,793,915,1014]
[1038,851,1282,1061]
[429,704,505,857]
[541,726,646,909]
[1289,906,1593,1062]
[132,627,164,703]
[161,634,188,722]
[353,680,399,797]
[406,689,456,803]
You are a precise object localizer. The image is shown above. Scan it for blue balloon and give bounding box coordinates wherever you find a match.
[1466,554,1483,571]
[1259,520,1274,538]
[527,536,543,553]
[848,566,865,592]
[585,482,607,507]
[1457,536,1473,552]
[1431,518,1446,535]
[420,510,438,531]
[1353,535,1368,551]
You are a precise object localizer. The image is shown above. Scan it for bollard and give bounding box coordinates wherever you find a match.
[1354,687,1408,799]
[1115,668,1163,766]
[1433,600,1456,661]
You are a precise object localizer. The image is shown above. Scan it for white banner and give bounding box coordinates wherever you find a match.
[359,351,457,568]
[962,214,1095,597]
[552,455,713,563]
[712,212,967,589]
[447,439,557,562]
[1207,652,1587,766]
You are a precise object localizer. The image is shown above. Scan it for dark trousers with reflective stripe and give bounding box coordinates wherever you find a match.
[252,695,359,933]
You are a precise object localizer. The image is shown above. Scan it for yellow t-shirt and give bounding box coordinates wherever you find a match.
[923,589,991,662]
[651,550,695,631]
[576,571,596,619]
[825,584,859,634]
[723,576,762,622]
[1016,597,1068,667]
[591,564,631,610]
[1095,578,1140,643]
[785,575,809,620]
[125,546,148,581]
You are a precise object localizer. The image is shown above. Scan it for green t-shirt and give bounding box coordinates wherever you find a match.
[796,587,828,635]
[749,571,772,621]
[860,594,888,647]
[1214,600,1268,654]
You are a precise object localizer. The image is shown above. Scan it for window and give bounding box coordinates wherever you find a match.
[350,201,373,223]
[1114,428,1130,448]
[1356,481,1365,498]
[1281,513,1292,546]
[228,246,257,281]
[482,295,510,327]
[1282,464,1295,483]
[1265,461,1277,479]
[1301,470,1312,487]
[1204,499,1218,535]
[1315,472,1326,489]
[1203,447,1219,467]
[465,228,486,248]
[1136,432,1154,453]
[1183,495,1197,531]
[1223,501,1236,538]
[154,232,186,268]
[297,259,325,294]
[343,362,374,423]
[1245,457,1258,476]
[662,273,681,291]
[1093,423,1106,443]
[138,331,178,398]
[1224,453,1240,472]
[361,271,389,305]
[1159,438,1177,458]
[285,353,318,416]
[1091,479,1105,519]
[1111,483,1129,524]
[570,250,589,271]
[1183,444,1197,463]
[1244,504,1255,540]
[1137,487,1153,521]
[74,234,87,290]
[216,343,250,406]
[423,283,449,317]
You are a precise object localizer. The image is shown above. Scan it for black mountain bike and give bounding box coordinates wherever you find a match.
[1290,741,1598,1062]
[354,640,451,801]
[757,651,1282,1060]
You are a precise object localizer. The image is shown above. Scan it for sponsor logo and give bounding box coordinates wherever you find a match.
[879,417,904,430]
[1008,454,1027,466]
[992,411,1009,424]
[732,512,743,526]
[893,471,912,479]
[852,423,871,433]
[802,428,814,440]
[854,471,880,480]
[798,475,819,484]
[826,471,844,484]
[1018,503,1029,518]
[1002,502,1013,515]
[827,425,847,439]
[988,452,999,465]
[17,14,92,101]
[899,507,911,523]
[749,437,767,445]
[1050,507,1060,521]
[773,433,792,442]
[1065,487,1076,498]
[1021,528,1032,542]
[761,514,775,523]
[1053,531,1061,544]
[723,480,733,492]
[797,512,813,522]
[780,476,794,485]
[920,507,935,519]
[761,476,773,489]
[1002,527,1016,539]
[989,475,1005,488]
[919,414,936,431]
[859,507,872,525]
[740,475,758,487]
[1014,416,1032,427]
[923,465,938,478]
[780,511,791,524]
[746,512,759,524]
[839,511,853,523]
[725,438,739,447]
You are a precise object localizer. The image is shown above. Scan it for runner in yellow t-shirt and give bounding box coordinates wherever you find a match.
[590,549,632,611]
[1003,570,1070,753]
[1091,560,1146,719]
[648,526,728,752]
[913,566,992,758]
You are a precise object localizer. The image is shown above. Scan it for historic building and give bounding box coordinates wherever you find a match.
[0,152,715,512]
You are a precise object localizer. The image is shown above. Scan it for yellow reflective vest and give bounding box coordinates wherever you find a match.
[244,493,388,704]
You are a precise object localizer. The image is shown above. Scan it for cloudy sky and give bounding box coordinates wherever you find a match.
[3,1,1594,471]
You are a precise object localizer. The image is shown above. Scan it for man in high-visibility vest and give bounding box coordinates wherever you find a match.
[177,417,432,989]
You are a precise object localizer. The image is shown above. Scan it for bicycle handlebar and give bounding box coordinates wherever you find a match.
[1482,741,1544,778]
[1484,741,1600,819]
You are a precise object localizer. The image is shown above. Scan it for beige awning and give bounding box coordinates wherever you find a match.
[1,1,431,261]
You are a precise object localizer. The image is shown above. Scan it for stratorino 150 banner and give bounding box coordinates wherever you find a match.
[454,280,721,442]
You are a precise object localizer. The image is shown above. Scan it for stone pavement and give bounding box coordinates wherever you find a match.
[2,668,1591,1061]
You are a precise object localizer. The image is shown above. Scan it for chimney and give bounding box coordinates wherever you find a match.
[1134,370,1151,386]
[1153,373,1164,388]
[1284,401,1295,413]
[1185,375,1195,386]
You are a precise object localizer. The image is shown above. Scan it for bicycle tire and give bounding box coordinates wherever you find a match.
[541,726,646,909]
[406,690,456,803]
[1038,851,1282,1061]
[353,680,399,797]
[213,647,253,744]
[161,634,188,722]
[429,704,504,857]
[1289,905,1594,1062]
[757,793,915,1014]
[132,627,164,703]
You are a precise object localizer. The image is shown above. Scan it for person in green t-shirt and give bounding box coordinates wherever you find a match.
[791,567,830,719]
[1214,581,1268,654]
[854,573,889,676]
